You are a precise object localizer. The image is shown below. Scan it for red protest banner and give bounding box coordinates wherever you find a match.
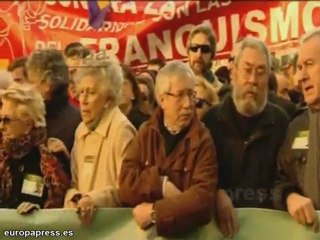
[0,1,319,68]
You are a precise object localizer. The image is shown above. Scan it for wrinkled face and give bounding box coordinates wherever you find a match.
[27,69,51,100]
[232,47,269,116]
[0,99,33,140]
[296,36,320,110]
[11,67,27,84]
[194,85,212,119]
[159,75,195,130]
[121,78,134,105]
[188,33,212,76]
[78,75,109,125]
[275,73,290,101]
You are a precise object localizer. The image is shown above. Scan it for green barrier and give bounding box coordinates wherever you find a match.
[0,208,319,240]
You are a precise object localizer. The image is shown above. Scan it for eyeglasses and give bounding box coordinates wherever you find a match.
[0,116,20,125]
[165,89,196,101]
[189,44,212,54]
[195,98,212,108]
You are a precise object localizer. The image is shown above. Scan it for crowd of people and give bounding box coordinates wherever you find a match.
[0,23,319,237]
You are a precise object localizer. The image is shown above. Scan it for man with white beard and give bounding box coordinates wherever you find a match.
[203,37,289,238]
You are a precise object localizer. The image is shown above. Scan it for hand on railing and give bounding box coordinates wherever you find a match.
[17,202,40,215]
[76,195,97,226]
[215,189,240,238]
[286,193,319,233]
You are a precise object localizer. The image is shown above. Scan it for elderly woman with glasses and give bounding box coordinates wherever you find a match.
[64,59,136,225]
[194,76,219,119]
[0,83,70,214]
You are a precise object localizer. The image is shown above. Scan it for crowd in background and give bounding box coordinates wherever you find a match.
[0,23,319,238]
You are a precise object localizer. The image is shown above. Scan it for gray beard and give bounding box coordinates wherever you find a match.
[232,88,267,117]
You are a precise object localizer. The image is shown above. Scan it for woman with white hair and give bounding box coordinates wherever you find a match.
[0,83,70,213]
[64,59,136,225]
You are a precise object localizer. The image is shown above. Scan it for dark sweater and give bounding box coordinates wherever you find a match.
[2,147,48,209]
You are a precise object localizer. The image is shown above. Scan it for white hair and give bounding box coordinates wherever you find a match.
[300,28,320,44]
[75,59,124,104]
[155,61,195,104]
[0,70,13,96]
[2,83,46,127]
[234,36,272,75]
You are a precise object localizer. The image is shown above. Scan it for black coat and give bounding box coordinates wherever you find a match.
[203,96,289,208]
[46,103,81,152]
[268,92,297,120]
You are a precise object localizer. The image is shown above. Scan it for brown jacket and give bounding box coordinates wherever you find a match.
[119,108,218,236]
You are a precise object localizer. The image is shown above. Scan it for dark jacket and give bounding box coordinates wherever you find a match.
[46,101,81,153]
[45,85,81,175]
[0,144,70,209]
[119,108,218,237]
[273,109,309,210]
[268,92,297,120]
[127,108,150,130]
[203,96,289,208]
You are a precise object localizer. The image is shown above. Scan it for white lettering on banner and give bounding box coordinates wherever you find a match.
[79,38,120,63]
[99,38,120,63]
[31,1,320,67]
[270,1,299,43]
[196,1,207,13]
[245,10,267,41]
[49,16,62,29]
[216,17,227,52]
[45,0,88,10]
[35,41,61,50]
[160,1,176,21]
[303,2,320,32]
[231,14,240,45]
[208,0,221,10]
[38,14,139,32]
[175,24,195,57]
[75,18,89,31]
[221,0,232,7]
[176,2,190,18]
[124,35,148,64]
[147,30,173,60]
[144,2,158,16]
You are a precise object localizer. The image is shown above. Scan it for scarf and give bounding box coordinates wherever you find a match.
[0,127,70,208]
[304,109,320,209]
[3,127,47,159]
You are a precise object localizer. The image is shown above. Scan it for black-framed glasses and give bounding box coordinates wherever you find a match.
[0,116,20,125]
[189,44,212,54]
[195,98,212,108]
[165,89,196,101]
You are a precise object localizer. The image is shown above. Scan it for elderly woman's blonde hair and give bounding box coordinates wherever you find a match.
[75,59,124,105]
[195,76,219,106]
[2,83,46,128]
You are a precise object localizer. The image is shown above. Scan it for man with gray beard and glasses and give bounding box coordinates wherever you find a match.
[203,37,289,238]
